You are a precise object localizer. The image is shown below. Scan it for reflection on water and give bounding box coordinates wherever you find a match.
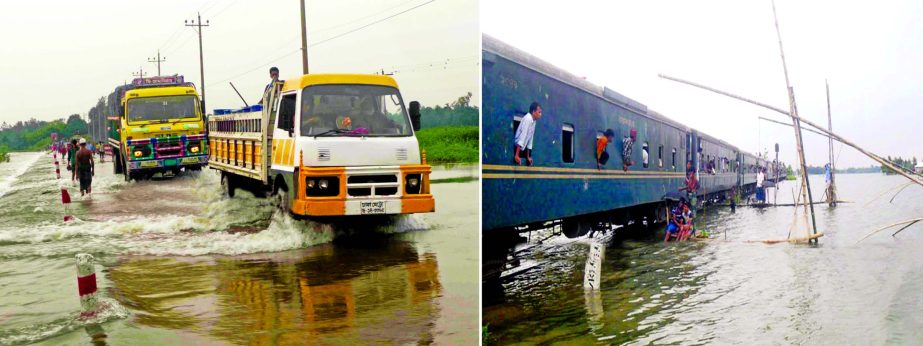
[484,174,923,344]
[108,238,440,344]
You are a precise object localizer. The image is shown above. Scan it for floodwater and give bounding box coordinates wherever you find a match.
[0,152,478,345]
[484,172,923,344]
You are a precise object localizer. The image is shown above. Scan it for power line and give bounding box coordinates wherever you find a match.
[310,0,436,48]
[206,0,438,87]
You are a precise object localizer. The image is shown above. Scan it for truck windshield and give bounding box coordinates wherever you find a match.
[300,84,410,137]
[127,95,199,123]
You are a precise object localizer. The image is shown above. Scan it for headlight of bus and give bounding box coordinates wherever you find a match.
[319,179,329,190]
[134,151,143,157]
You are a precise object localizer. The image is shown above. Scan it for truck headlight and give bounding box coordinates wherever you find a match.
[306,179,316,189]
[405,174,423,194]
[134,151,143,157]
[319,179,329,190]
[190,146,200,153]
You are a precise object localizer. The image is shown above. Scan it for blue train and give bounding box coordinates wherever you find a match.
[482,35,774,237]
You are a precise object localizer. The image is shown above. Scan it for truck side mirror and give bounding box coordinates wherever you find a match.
[409,101,421,131]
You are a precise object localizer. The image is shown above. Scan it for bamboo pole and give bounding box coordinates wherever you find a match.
[771,0,818,243]
[757,117,827,137]
[657,73,923,188]
[856,217,923,243]
[826,80,837,206]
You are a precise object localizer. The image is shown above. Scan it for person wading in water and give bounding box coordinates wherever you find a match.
[74,138,95,197]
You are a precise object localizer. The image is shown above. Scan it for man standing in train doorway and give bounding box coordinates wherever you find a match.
[679,160,698,231]
[622,128,637,171]
[596,129,615,170]
[514,102,541,166]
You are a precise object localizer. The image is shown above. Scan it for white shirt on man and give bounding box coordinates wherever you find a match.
[514,112,537,150]
[757,171,765,187]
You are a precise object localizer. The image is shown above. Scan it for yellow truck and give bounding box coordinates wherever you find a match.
[107,75,208,181]
[207,74,434,218]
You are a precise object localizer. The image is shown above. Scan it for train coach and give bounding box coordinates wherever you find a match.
[482,35,769,237]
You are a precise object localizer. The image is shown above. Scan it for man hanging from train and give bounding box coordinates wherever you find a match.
[678,160,698,235]
[513,102,541,166]
[621,128,637,171]
[596,129,615,170]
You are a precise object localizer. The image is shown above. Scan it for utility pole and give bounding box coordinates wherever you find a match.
[826,80,837,207]
[186,13,209,111]
[148,50,166,76]
[300,0,309,74]
[132,67,146,79]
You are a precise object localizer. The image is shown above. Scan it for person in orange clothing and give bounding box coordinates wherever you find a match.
[596,128,615,170]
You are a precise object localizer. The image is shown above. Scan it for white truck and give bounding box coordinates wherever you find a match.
[207,74,434,218]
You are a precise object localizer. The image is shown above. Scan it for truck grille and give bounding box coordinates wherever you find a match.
[346,174,399,197]
[318,148,330,161]
[396,148,408,161]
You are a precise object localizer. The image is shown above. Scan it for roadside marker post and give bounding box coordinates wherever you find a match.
[75,253,99,318]
[61,187,74,222]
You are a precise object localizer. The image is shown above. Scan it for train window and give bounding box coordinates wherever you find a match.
[642,142,649,168]
[672,148,677,171]
[562,123,574,163]
[658,145,663,168]
[512,115,522,138]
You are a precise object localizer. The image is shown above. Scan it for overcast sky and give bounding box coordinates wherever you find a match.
[484,0,923,168]
[0,0,478,124]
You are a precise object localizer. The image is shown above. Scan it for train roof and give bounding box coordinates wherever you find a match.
[483,34,689,132]
[484,34,762,159]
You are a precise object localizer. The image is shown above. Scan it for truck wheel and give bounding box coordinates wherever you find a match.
[221,173,236,198]
[272,185,290,213]
[113,151,122,174]
[122,155,131,182]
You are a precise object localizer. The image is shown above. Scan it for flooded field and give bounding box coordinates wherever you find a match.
[484,173,923,344]
[0,152,478,345]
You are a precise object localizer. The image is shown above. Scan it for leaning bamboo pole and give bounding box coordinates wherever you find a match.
[658,74,923,188]
[771,0,818,243]
[826,80,837,206]
[856,217,923,243]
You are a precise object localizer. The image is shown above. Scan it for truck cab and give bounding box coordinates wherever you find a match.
[209,74,434,217]
[109,75,209,180]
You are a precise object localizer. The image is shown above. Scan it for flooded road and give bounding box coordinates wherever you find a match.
[0,152,478,345]
[484,173,923,344]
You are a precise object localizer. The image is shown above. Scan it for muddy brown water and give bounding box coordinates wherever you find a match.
[0,152,478,345]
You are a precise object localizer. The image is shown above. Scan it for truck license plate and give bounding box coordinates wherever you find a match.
[140,161,158,168]
[181,157,200,164]
[359,201,388,215]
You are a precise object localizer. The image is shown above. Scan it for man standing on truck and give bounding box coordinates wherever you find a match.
[74,138,95,197]
[513,102,541,166]
[258,67,283,105]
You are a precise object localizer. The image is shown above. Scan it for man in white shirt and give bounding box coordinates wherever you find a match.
[514,102,542,166]
[756,166,766,202]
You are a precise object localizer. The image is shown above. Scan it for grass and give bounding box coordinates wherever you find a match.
[0,145,9,163]
[416,126,478,164]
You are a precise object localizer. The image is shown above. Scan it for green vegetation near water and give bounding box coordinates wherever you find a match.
[416,126,479,164]
[0,115,91,152]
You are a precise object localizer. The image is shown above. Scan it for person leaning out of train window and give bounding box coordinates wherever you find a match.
[621,128,637,171]
[514,102,542,166]
[596,128,615,170]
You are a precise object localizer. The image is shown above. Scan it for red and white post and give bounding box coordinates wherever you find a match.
[75,253,99,317]
[61,187,74,222]
[54,155,61,179]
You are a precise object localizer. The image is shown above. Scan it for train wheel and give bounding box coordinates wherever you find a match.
[562,217,592,238]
